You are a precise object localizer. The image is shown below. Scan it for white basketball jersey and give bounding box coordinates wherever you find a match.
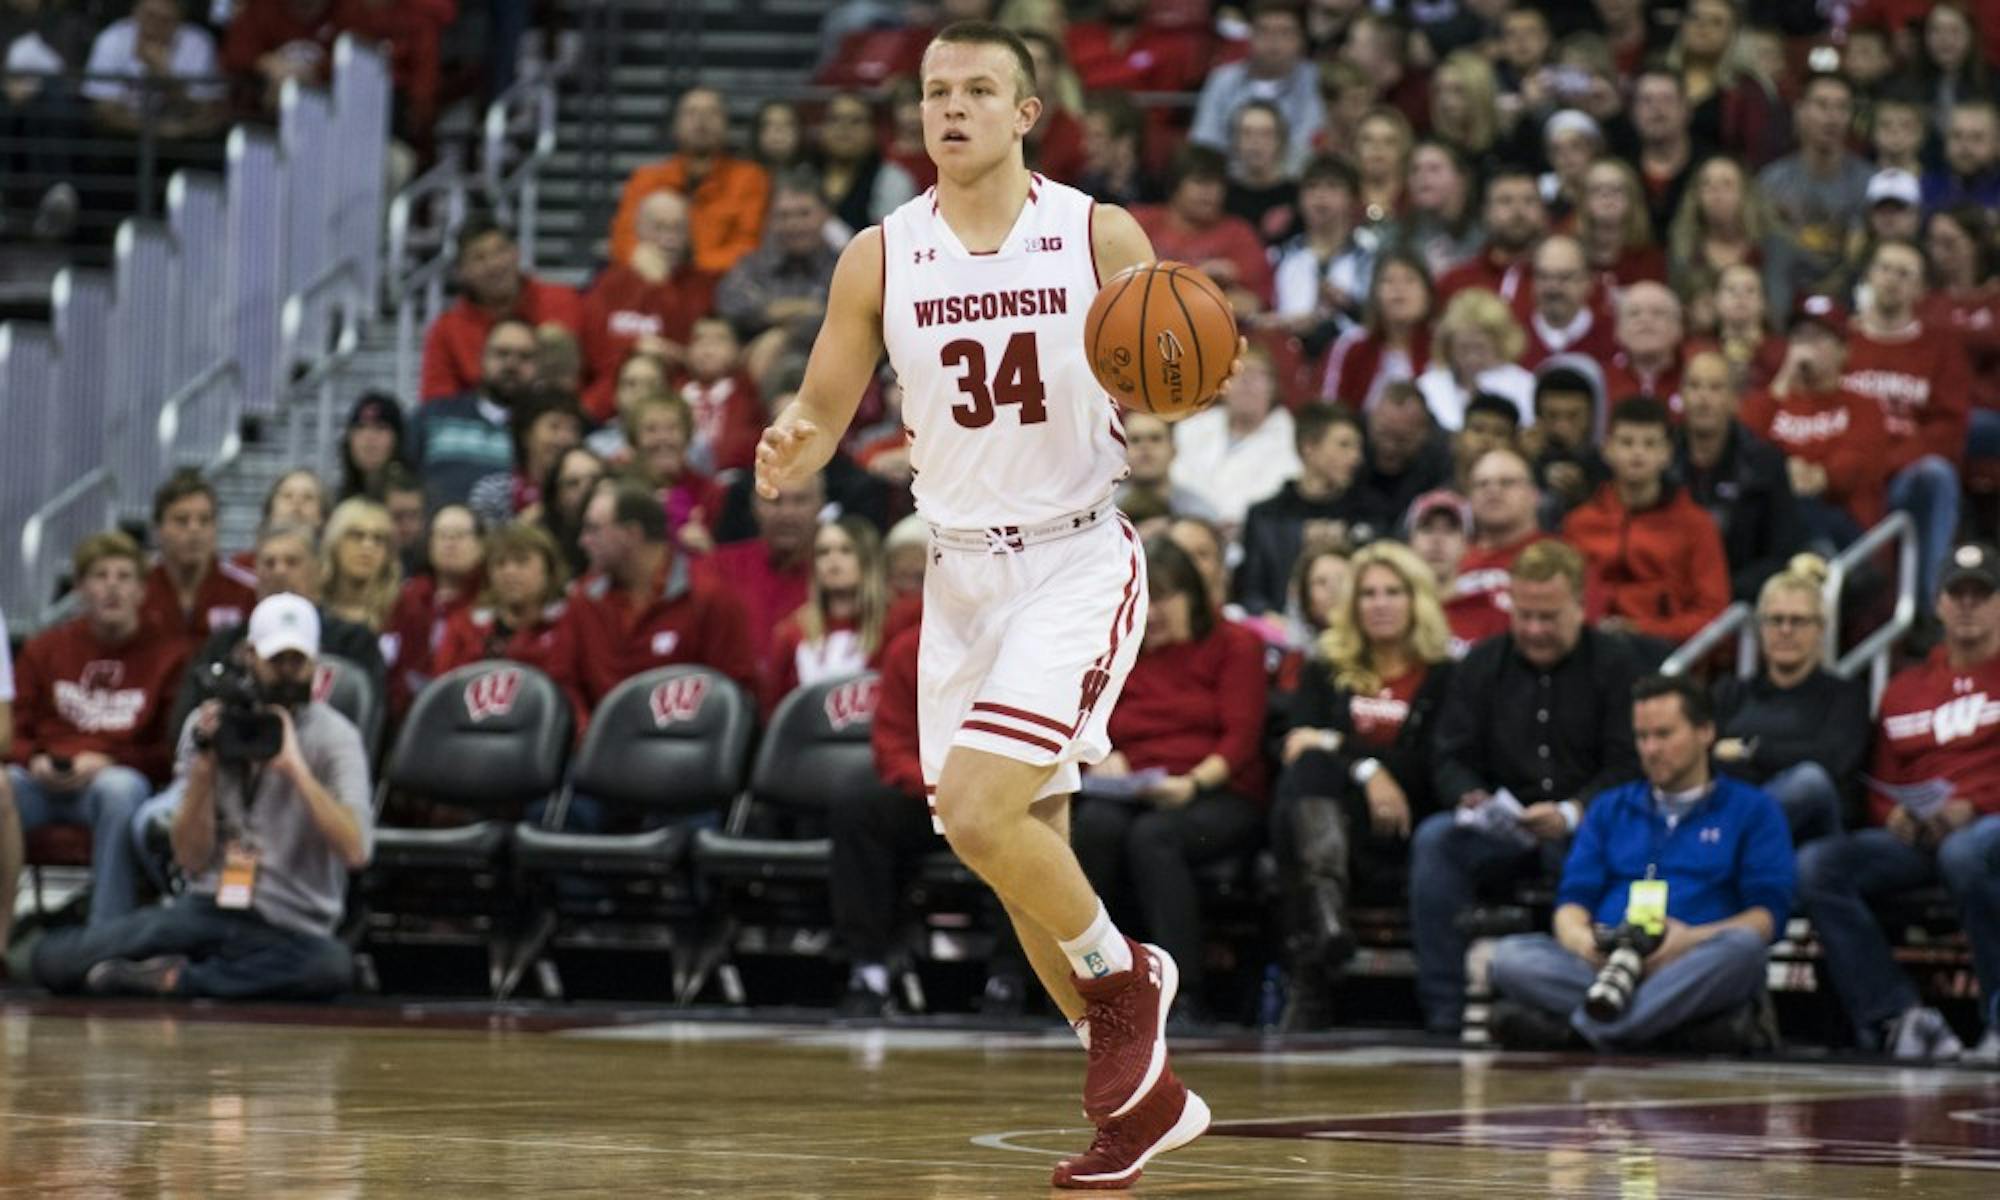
[881,174,1128,530]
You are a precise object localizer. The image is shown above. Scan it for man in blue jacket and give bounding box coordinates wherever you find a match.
[1486,673,1795,1050]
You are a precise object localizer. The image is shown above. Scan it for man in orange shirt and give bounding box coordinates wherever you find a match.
[608,86,772,276]
[419,215,582,401]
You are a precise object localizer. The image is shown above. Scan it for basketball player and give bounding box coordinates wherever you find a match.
[753,21,1221,1190]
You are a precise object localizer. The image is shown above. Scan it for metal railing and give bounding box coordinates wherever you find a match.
[484,75,560,269]
[1825,511,1920,710]
[1660,602,1759,679]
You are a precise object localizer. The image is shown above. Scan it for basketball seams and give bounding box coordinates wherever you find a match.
[1134,262,1159,413]
[1179,268,1238,400]
[1164,270,1206,410]
[1089,264,1144,397]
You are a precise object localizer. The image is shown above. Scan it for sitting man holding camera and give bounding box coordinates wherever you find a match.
[1485,674,1795,1051]
[32,595,372,1000]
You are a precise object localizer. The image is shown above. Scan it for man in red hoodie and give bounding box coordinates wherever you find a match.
[1797,541,2000,1065]
[141,469,257,654]
[419,215,583,402]
[1562,396,1730,644]
[1842,239,1974,601]
[2,532,187,952]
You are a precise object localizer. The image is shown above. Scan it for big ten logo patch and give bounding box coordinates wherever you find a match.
[1023,236,1063,253]
[823,677,881,730]
[649,675,711,727]
[465,667,524,722]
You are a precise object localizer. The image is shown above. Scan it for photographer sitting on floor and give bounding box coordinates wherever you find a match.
[32,595,371,1000]
[1485,674,1794,1051]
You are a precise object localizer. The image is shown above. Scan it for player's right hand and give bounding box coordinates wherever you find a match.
[754,418,821,499]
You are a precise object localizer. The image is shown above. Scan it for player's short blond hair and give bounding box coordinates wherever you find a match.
[924,21,1039,102]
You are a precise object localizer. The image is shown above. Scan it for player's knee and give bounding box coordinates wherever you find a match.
[935,791,1001,863]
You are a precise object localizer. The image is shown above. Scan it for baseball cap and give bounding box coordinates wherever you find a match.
[1788,293,1848,339]
[346,390,404,433]
[1408,488,1472,532]
[1940,542,2000,592]
[1865,168,1920,209]
[248,593,321,660]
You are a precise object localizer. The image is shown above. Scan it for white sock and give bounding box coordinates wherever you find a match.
[1058,902,1133,979]
[1072,1018,1091,1050]
[853,963,890,995]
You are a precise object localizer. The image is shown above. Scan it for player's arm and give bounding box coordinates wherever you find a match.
[1091,204,1155,283]
[755,227,886,499]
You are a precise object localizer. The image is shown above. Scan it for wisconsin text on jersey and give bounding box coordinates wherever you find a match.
[913,288,1070,328]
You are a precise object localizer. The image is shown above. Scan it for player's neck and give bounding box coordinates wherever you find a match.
[935,162,1032,253]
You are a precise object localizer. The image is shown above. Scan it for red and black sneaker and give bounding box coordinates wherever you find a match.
[1074,937,1176,1121]
[1051,1067,1211,1190]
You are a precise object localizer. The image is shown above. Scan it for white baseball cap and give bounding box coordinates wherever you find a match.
[247,593,320,660]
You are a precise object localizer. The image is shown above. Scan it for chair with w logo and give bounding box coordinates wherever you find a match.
[497,666,754,1000]
[356,661,572,995]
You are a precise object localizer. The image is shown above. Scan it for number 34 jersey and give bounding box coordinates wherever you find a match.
[880,175,1129,531]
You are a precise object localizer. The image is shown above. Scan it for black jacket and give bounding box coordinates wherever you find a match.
[1354,433,1454,532]
[1432,627,1647,809]
[1283,657,1455,821]
[1235,480,1385,616]
[1675,421,1805,602]
[170,607,387,741]
[1712,667,1873,817]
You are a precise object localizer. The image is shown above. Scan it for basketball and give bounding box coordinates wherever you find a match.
[1085,260,1239,421]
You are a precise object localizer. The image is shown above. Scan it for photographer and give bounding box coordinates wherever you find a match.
[1485,675,1794,1052]
[32,596,371,1000]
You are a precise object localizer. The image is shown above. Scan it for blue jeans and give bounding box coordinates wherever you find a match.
[1886,455,1961,604]
[1796,816,2000,1041]
[1489,928,1770,1049]
[1762,762,1844,846]
[1968,408,2000,461]
[1796,498,1863,555]
[1409,810,1568,1033]
[5,764,147,925]
[32,896,352,999]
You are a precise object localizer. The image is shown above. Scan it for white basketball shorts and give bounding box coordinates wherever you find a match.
[918,512,1148,817]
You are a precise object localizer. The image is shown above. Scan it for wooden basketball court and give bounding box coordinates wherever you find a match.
[3,1000,1997,1196]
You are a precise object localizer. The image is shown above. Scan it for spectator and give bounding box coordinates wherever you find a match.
[336,392,407,503]
[537,446,607,576]
[1319,251,1434,412]
[1167,515,1235,616]
[142,469,256,652]
[552,478,756,721]
[1675,350,1804,601]
[1404,489,1478,653]
[1834,170,1928,299]
[385,504,484,711]
[1169,347,1298,532]
[1576,159,1668,296]
[1417,288,1536,431]
[83,0,225,141]
[5,532,186,932]
[1871,92,1928,180]
[1757,74,1874,299]
[626,393,723,557]
[1074,91,1154,208]
[881,79,935,192]
[1923,98,2000,212]
[1340,10,1430,129]
[1133,145,1275,316]
[0,0,92,241]
[1563,396,1731,643]
[1712,555,1872,845]
[715,172,840,381]
[1696,261,1786,392]
[1493,7,1552,108]
[1925,207,2000,443]
[1600,282,1687,413]
[691,474,820,666]
[1350,105,1412,231]
[609,85,772,275]
[1539,108,1605,225]
[1188,0,1324,171]
[578,189,718,422]
[1450,392,1525,495]
[1796,541,2000,1064]
[1523,358,1609,525]
[815,90,918,233]
[1908,2,1991,139]
[882,514,927,606]
[411,318,539,512]
[1484,674,1794,1050]
[1072,536,1267,1028]
[319,498,401,635]
[1429,50,1502,173]
[1063,0,1204,94]
[171,522,386,740]
[380,463,427,576]
[1742,296,1889,551]
[1281,537,1356,655]
[677,317,766,475]
[763,515,886,716]
[1664,0,1786,168]
[1223,101,1298,246]
[222,0,343,113]
[751,99,807,175]
[1115,411,1220,525]
[227,470,329,581]
[587,350,672,462]
[469,389,583,529]
[1666,158,1794,338]
[418,216,582,403]
[1437,167,1549,308]
[1235,404,1371,617]
[1271,541,1455,1030]
[33,594,369,1000]
[1017,28,1086,183]
[1412,539,1646,1034]
[1521,234,1617,371]
[1353,380,1453,525]
[1629,65,1706,240]
[1841,240,1972,603]
[1398,141,1483,284]
[432,522,570,678]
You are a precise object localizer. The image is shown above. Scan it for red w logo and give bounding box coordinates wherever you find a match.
[649,675,711,726]
[824,677,881,730]
[311,664,337,703]
[465,668,524,722]
[1077,667,1111,722]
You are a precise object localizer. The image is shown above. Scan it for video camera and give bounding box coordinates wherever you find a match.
[191,659,284,765]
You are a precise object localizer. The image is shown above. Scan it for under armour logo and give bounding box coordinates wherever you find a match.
[985,526,1025,554]
[1699,827,1722,844]
[913,248,938,264]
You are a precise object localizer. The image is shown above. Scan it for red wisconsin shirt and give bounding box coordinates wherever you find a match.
[578,263,718,421]
[677,371,765,475]
[1841,320,1973,474]
[550,554,756,722]
[431,602,566,679]
[419,277,584,401]
[1520,305,1620,373]
[1741,384,1889,527]
[760,613,879,719]
[10,618,189,784]
[1561,483,1731,642]
[140,558,256,650]
[871,621,924,799]
[1347,665,1428,750]
[1131,207,1274,309]
[1436,247,1532,309]
[1107,620,1269,801]
[1601,352,1685,415]
[690,539,811,667]
[384,572,482,715]
[1930,287,2000,414]
[1871,645,2000,823]
[1320,326,1431,410]
[1064,22,1206,92]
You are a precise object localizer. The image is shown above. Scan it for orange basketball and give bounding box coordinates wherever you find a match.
[1084,260,1239,421]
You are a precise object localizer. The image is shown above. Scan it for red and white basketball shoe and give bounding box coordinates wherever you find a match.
[1074,937,1176,1121]
[1051,1067,1211,1190]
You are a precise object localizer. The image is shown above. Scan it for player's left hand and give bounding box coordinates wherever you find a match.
[754,418,821,500]
[1216,337,1251,395]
